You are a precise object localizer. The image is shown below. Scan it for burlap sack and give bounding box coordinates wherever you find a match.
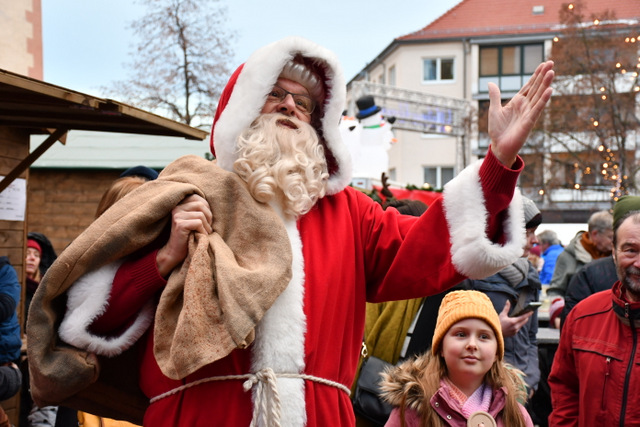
[27,155,292,422]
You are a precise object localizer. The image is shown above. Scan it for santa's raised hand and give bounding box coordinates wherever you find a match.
[489,60,554,167]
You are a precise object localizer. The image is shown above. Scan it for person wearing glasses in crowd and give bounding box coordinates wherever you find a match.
[549,196,640,425]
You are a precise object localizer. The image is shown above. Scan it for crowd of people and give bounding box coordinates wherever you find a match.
[0,35,632,427]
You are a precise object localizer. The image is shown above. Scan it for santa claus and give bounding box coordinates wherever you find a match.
[28,37,555,426]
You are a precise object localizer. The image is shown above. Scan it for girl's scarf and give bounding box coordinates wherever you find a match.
[444,378,493,418]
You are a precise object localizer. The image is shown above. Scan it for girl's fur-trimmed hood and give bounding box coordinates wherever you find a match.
[380,353,529,414]
[380,353,431,412]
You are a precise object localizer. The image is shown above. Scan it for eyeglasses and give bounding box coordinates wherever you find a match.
[266,85,316,115]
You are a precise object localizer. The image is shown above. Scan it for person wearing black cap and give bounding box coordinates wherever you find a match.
[95,167,158,218]
[549,195,640,426]
[461,196,543,405]
[120,165,159,181]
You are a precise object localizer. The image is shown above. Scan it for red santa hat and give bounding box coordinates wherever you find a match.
[210,36,352,196]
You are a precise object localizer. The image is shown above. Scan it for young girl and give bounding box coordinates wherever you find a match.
[380,290,532,427]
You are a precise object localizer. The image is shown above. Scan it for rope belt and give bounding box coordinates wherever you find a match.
[149,368,351,426]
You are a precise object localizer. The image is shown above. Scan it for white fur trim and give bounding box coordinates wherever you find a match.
[251,202,307,426]
[443,160,526,279]
[58,261,155,357]
[213,36,352,196]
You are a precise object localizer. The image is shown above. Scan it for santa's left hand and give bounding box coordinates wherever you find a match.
[489,60,554,167]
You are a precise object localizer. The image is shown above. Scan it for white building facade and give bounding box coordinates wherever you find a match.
[347,0,639,220]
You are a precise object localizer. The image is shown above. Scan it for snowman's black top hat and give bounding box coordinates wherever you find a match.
[356,95,382,120]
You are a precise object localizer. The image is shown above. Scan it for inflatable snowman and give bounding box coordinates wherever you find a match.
[339,95,395,182]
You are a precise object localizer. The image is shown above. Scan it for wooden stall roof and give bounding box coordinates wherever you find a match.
[0,68,209,193]
[0,68,208,140]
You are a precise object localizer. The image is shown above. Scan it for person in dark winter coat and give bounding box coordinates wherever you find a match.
[0,257,21,365]
[24,232,57,327]
[0,362,21,401]
[0,361,21,427]
[547,210,613,328]
[22,233,59,427]
[0,257,21,427]
[559,255,617,328]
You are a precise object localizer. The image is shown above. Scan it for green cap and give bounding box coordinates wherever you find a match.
[613,195,640,229]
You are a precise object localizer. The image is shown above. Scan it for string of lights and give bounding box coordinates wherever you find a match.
[543,3,640,203]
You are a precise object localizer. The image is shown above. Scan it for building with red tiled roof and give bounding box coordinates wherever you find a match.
[399,0,637,40]
[347,0,640,219]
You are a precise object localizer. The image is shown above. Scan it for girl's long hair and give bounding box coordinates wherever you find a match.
[391,353,527,426]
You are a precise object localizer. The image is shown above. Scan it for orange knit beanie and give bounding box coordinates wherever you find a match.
[431,290,504,360]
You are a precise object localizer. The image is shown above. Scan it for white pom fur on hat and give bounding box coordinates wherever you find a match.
[212,36,352,196]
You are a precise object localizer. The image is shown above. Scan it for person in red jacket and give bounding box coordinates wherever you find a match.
[549,195,640,425]
[41,36,553,426]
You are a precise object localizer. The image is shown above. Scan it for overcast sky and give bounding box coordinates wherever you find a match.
[42,0,461,97]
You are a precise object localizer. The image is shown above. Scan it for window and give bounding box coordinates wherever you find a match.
[479,44,543,92]
[388,65,396,86]
[423,58,454,82]
[423,166,454,189]
[420,107,455,134]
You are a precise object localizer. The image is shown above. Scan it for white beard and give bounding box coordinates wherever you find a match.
[233,113,329,219]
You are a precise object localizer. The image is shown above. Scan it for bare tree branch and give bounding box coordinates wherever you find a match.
[104,0,236,129]
[520,1,640,203]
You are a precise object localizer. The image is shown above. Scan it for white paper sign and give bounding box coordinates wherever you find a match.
[0,177,27,221]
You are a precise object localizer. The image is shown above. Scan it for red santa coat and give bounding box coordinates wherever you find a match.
[60,36,526,426]
[73,152,523,427]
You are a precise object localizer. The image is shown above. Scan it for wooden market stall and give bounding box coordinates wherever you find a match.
[0,68,207,424]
